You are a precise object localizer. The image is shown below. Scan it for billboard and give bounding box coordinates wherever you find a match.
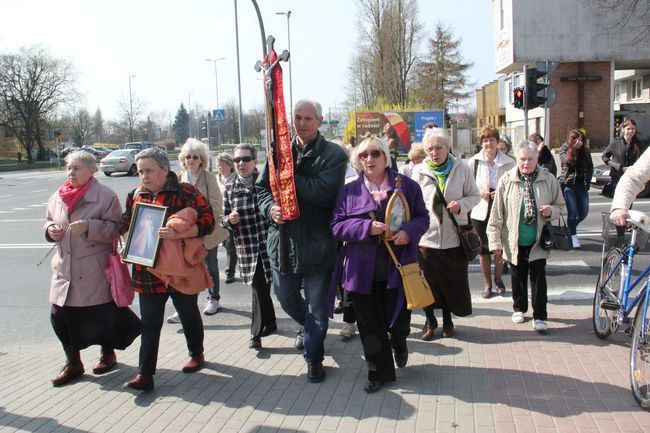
[355,110,445,152]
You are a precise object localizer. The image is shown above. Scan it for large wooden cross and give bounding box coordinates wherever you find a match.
[560,62,603,129]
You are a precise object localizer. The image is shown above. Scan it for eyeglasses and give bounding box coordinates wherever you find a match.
[185,154,200,160]
[358,149,383,160]
[233,156,254,163]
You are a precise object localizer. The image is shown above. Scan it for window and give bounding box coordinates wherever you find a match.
[632,78,643,100]
[615,82,622,102]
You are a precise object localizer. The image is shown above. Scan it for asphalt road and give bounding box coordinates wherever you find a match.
[2,166,650,347]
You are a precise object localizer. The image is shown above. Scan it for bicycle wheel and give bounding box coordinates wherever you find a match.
[630,293,650,409]
[593,247,622,339]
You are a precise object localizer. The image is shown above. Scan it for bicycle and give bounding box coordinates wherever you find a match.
[593,210,650,408]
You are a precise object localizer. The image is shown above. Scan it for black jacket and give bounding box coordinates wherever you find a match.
[602,136,646,184]
[257,132,349,273]
[557,142,593,190]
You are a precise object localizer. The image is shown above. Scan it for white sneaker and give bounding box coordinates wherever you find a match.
[203,298,221,316]
[166,312,181,324]
[512,312,525,324]
[339,323,357,339]
[572,235,581,249]
[533,319,548,332]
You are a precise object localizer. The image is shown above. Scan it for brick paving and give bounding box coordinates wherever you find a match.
[1,298,650,433]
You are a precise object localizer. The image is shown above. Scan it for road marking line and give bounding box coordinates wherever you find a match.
[9,208,29,211]
[473,285,594,303]
[29,189,48,194]
[590,201,650,207]
[28,204,46,207]
[0,243,52,249]
[0,218,46,222]
[0,194,13,199]
[469,259,588,272]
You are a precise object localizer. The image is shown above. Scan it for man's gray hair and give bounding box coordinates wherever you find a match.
[293,99,322,118]
[514,140,539,157]
[423,127,451,149]
[136,147,170,169]
[65,150,98,173]
[234,143,257,160]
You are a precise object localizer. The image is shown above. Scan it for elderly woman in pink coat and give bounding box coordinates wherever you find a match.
[45,150,140,387]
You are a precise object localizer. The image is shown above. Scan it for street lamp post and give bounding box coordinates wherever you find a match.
[276,10,293,122]
[188,92,193,138]
[234,0,244,143]
[205,57,225,146]
[128,74,136,142]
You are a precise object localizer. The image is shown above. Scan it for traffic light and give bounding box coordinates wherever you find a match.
[525,67,549,109]
[513,87,524,109]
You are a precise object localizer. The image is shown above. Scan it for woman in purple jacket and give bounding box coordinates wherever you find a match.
[331,135,429,393]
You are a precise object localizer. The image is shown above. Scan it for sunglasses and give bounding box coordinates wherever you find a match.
[233,156,254,163]
[358,149,383,160]
[185,154,200,160]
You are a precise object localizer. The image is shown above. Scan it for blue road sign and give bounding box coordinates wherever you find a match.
[212,109,226,124]
[414,111,445,142]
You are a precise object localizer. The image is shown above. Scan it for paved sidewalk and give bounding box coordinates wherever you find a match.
[1,298,649,433]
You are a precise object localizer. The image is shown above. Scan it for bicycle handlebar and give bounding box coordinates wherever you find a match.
[626,217,650,236]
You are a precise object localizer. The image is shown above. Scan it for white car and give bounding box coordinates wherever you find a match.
[99,149,139,176]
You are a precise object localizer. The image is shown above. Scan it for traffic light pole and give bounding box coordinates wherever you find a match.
[523,64,529,139]
[544,60,550,146]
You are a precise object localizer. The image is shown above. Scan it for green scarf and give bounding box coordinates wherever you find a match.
[427,156,453,221]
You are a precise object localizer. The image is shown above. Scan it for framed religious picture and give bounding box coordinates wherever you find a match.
[123,202,168,267]
[384,176,411,239]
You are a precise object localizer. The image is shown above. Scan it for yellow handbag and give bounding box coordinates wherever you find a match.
[384,240,435,310]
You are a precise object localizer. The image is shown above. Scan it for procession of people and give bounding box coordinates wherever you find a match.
[42,96,650,395]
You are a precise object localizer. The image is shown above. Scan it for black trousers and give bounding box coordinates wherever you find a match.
[138,292,204,375]
[251,253,276,337]
[511,245,548,320]
[349,282,411,382]
[223,233,238,278]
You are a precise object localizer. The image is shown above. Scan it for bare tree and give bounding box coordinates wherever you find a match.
[352,0,422,107]
[0,46,77,161]
[67,107,94,145]
[413,23,474,118]
[588,0,650,43]
[93,108,103,142]
[116,92,146,143]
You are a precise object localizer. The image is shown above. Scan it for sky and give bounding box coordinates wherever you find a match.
[0,0,496,124]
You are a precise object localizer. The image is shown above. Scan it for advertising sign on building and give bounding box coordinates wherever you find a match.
[355,110,444,152]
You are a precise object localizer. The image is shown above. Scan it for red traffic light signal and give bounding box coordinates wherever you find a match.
[513,87,524,109]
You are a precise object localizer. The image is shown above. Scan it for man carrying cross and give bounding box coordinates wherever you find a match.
[257,99,348,383]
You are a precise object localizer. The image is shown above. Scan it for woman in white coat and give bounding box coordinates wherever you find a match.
[468,125,515,298]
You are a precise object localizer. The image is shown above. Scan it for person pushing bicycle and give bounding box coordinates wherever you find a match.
[610,147,650,226]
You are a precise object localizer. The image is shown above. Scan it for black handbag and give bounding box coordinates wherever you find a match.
[540,215,573,251]
[432,178,482,261]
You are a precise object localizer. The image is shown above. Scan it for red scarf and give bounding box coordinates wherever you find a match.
[58,177,94,214]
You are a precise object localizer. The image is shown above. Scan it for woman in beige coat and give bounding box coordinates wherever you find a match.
[168,139,229,323]
[413,128,480,340]
[487,141,566,332]
[45,151,140,387]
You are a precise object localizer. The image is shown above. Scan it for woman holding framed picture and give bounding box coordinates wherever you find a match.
[120,147,215,392]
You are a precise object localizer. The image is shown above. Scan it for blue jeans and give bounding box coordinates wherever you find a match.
[563,184,589,235]
[206,246,220,300]
[272,270,330,363]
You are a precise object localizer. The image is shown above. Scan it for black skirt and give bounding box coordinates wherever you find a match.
[51,302,141,351]
[418,246,472,317]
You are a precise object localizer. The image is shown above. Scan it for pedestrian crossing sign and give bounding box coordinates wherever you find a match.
[212,109,226,124]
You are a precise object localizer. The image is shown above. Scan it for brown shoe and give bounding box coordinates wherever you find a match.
[51,362,84,387]
[93,352,117,375]
[125,374,154,392]
[421,324,435,341]
[182,354,205,373]
[481,287,492,299]
[442,323,455,338]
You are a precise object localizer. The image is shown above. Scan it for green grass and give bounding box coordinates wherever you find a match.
[0,157,61,172]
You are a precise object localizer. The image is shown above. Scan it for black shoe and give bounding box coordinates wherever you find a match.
[363,379,384,394]
[249,336,262,349]
[260,322,277,337]
[307,361,325,383]
[394,348,409,368]
[294,327,305,351]
[225,276,235,284]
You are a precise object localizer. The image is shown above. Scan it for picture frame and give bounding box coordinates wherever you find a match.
[384,176,411,239]
[123,202,168,267]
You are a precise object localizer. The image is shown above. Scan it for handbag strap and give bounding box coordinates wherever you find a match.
[431,178,463,229]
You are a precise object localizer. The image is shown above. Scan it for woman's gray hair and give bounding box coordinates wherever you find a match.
[293,99,322,118]
[234,143,257,160]
[513,140,539,157]
[136,147,170,169]
[65,150,98,173]
[423,127,451,149]
[178,138,210,169]
[216,153,234,171]
[351,135,391,172]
